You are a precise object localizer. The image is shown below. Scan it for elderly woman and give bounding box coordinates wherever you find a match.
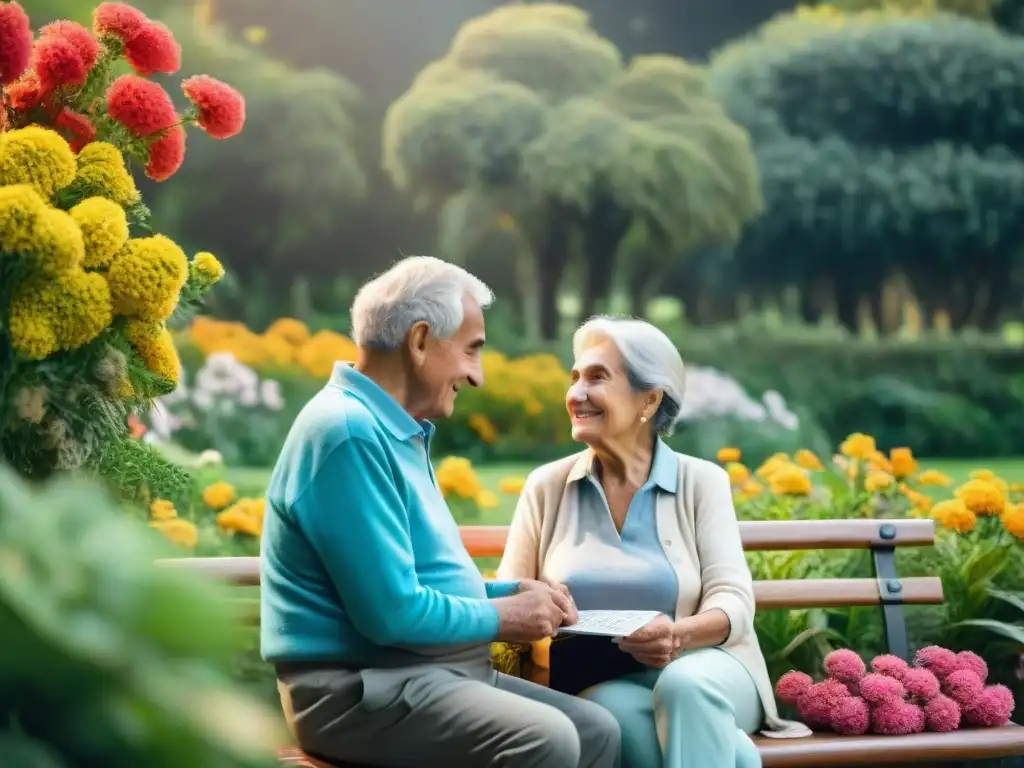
[497,317,808,768]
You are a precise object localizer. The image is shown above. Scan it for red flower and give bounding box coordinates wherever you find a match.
[955,651,988,683]
[0,1,33,85]
[830,696,870,736]
[943,669,984,708]
[797,679,850,730]
[902,668,940,702]
[963,685,1014,728]
[914,646,959,680]
[92,2,146,40]
[54,109,96,152]
[775,671,813,705]
[105,74,176,137]
[858,673,905,704]
[145,123,186,181]
[824,649,866,686]
[124,20,180,76]
[870,654,909,681]
[6,71,45,109]
[33,36,88,91]
[871,700,925,735]
[40,20,100,70]
[181,75,245,139]
[924,695,961,732]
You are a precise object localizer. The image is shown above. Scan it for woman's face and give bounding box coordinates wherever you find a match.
[566,335,655,445]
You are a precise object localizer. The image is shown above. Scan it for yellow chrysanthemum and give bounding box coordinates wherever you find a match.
[0,183,47,256]
[868,450,893,474]
[737,479,764,499]
[840,432,876,460]
[476,489,499,509]
[498,476,527,495]
[954,479,1005,516]
[917,469,953,487]
[767,465,812,496]
[190,250,225,287]
[968,469,1009,494]
[436,456,484,499]
[126,320,180,385]
[717,447,741,463]
[107,234,188,321]
[149,499,177,520]
[864,470,895,493]
[756,454,790,479]
[726,462,750,485]
[265,317,310,346]
[8,269,113,359]
[931,498,977,534]
[202,481,237,511]
[469,412,498,444]
[0,126,76,199]
[33,207,86,274]
[794,449,823,471]
[900,484,933,515]
[70,196,129,269]
[217,504,263,537]
[74,141,140,206]
[151,517,198,548]
[1002,505,1024,540]
[889,447,918,479]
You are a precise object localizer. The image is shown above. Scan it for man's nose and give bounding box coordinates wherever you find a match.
[468,368,484,388]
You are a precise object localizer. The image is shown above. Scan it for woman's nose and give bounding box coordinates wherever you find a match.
[567,382,587,401]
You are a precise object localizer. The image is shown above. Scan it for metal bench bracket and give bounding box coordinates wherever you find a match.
[872,522,909,660]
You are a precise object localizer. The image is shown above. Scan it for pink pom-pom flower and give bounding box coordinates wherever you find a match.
[955,651,988,684]
[798,679,850,730]
[859,673,905,704]
[825,649,866,685]
[831,696,871,735]
[924,695,961,732]
[775,670,813,705]
[964,685,1015,728]
[902,667,941,702]
[872,700,926,735]
[943,669,985,708]
[870,654,909,681]
[915,646,959,680]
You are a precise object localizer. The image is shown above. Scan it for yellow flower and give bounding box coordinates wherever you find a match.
[756,454,790,479]
[151,517,198,548]
[840,432,876,460]
[794,449,823,471]
[867,450,893,474]
[767,465,812,496]
[295,329,358,377]
[498,476,527,495]
[737,479,764,499]
[126,320,180,385]
[725,462,751,485]
[149,498,176,519]
[436,456,484,500]
[900,483,933,515]
[217,506,263,537]
[469,413,498,444]
[717,447,741,463]
[265,317,310,347]
[889,447,918,479]
[1002,505,1024,540]
[74,141,140,206]
[190,251,225,287]
[0,183,47,256]
[917,469,953,487]
[931,498,977,535]
[1010,482,1024,494]
[107,235,188,321]
[35,207,86,274]
[8,269,113,359]
[969,469,1009,494]
[864,470,895,493]
[954,479,1005,516]
[70,196,129,269]
[202,481,237,511]
[0,126,76,199]
[476,489,499,509]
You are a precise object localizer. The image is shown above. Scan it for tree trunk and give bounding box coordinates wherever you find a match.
[533,219,572,341]
[835,282,860,334]
[580,203,631,320]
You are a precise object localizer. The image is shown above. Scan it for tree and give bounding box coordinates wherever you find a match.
[383,4,761,339]
[709,11,1024,332]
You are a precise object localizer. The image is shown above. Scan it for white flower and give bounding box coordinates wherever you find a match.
[261,379,284,411]
[679,365,797,428]
[193,449,224,468]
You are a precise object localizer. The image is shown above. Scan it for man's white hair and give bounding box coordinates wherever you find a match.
[350,256,494,349]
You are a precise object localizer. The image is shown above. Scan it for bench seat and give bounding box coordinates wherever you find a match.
[278,725,1024,767]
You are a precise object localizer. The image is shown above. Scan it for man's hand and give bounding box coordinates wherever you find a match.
[616,614,681,669]
[518,579,578,626]
[493,583,575,642]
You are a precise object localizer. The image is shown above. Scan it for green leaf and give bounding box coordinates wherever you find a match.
[949,618,1024,646]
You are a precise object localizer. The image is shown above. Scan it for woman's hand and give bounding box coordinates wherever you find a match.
[616,614,681,668]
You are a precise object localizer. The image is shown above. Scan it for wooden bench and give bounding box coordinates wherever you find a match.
[161,519,1024,767]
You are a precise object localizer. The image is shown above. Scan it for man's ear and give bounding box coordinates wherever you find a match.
[407,321,430,365]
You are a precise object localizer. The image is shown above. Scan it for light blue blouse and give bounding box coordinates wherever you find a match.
[559,439,680,618]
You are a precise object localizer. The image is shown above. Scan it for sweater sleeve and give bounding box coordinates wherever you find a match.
[693,462,755,646]
[295,436,500,647]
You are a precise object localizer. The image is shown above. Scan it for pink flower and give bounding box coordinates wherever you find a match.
[964,685,1014,728]
[0,1,32,86]
[859,673,905,704]
[943,669,984,708]
[825,649,866,685]
[871,700,926,735]
[955,651,988,683]
[775,671,813,705]
[870,654,909,681]
[123,20,180,76]
[915,646,959,680]
[902,668,940,702]
[181,74,245,139]
[797,679,850,730]
[831,696,870,735]
[924,695,961,732]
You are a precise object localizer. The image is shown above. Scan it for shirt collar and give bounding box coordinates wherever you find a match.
[328,362,429,442]
[567,437,678,493]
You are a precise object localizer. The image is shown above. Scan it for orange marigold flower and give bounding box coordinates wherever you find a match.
[1002,506,1024,541]
[6,72,45,110]
[145,123,186,181]
[840,432,876,461]
[92,2,146,39]
[182,74,246,139]
[767,465,812,496]
[795,449,823,471]
[865,470,895,493]
[124,20,181,76]
[889,447,918,479]
[54,109,96,153]
[932,498,976,535]
[32,36,87,91]
[0,1,32,86]
[716,446,741,464]
[105,74,177,137]
[917,469,953,487]
[954,479,1005,516]
[726,462,750,485]
[40,19,100,70]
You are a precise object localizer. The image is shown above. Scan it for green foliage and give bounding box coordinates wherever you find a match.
[94,436,198,513]
[0,463,282,766]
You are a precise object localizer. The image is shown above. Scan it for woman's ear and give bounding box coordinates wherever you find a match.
[645,390,664,421]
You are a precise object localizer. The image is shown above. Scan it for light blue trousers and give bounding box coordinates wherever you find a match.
[580,647,763,768]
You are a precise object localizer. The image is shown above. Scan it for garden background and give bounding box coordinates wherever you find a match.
[9,0,1024,757]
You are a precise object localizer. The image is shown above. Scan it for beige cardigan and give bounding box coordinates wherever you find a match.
[495,449,811,739]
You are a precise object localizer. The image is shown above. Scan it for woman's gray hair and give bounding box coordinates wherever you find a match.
[350,256,494,349]
[573,316,687,436]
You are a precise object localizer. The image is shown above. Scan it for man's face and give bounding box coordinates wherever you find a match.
[411,295,486,420]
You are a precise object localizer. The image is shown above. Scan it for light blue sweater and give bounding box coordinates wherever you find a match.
[260,363,519,664]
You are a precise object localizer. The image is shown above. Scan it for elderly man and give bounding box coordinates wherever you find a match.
[261,256,621,768]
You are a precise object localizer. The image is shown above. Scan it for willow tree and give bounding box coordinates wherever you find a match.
[383,3,761,338]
